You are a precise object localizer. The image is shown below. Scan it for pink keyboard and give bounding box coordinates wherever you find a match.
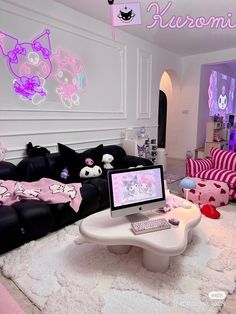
[131,218,171,235]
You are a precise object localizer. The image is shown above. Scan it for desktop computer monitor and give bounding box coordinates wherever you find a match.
[107,165,166,218]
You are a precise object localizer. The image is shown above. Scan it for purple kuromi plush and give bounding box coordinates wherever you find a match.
[58,143,103,182]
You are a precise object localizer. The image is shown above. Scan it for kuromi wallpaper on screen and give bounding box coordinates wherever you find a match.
[111,168,163,207]
[208,70,236,121]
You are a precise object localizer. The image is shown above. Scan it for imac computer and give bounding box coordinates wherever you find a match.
[107,165,166,219]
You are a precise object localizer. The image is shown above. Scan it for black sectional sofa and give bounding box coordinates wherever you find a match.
[0,145,152,254]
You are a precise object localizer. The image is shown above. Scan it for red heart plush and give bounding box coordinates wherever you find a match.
[214,183,221,188]
[220,188,226,194]
[209,196,215,202]
[200,204,220,219]
[198,183,206,187]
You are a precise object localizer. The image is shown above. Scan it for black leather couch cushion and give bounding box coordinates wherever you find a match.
[17,156,50,182]
[50,182,100,230]
[0,206,23,253]
[12,200,54,242]
[85,178,109,209]
[0,144,153,254]
[122,155,153,167]
[0,161,18,180]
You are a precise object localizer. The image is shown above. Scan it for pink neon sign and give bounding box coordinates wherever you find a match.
[0,34,5,52]
[146,1,236,29]
[0,29,52,105]
[52,49,87,108]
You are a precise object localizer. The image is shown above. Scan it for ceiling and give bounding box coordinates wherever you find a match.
[54,0,236,56]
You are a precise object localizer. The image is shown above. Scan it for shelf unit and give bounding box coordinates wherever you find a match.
[204,120,229,157]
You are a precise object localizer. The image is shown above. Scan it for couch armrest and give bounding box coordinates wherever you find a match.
[0,161,18,180]
[121,155,153,168]
[186,157,213,177]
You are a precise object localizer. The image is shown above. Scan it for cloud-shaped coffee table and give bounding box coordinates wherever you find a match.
[80,203,201,272]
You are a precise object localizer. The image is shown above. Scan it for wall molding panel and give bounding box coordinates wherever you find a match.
[0,127,125,138]
[1,0,128,119]
[0,0,162,163]
[136,49,152,120]
[0,108,126,121]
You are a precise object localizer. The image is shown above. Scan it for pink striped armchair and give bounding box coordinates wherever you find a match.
[186,147,236,200]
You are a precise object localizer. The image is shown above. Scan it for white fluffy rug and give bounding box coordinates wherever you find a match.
[1,205,236,314]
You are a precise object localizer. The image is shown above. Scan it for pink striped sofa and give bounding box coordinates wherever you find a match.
[186,147,236,200]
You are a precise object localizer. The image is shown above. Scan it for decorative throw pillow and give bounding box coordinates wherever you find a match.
[78,144,103,179]
[58,143,78,182]
[58,143,103,181]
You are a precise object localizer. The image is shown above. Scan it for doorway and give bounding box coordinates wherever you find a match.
[159,70,180,158]
[158,90,167,148]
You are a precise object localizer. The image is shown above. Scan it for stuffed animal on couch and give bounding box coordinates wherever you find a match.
[102,154,114,170]
[58,143,104,181]
[26,142,50,157]
[76,144,104,179]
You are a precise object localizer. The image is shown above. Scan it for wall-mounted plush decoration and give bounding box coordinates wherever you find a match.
[52,49,87,108]
[58,143,103,182]
[0,29,52,105]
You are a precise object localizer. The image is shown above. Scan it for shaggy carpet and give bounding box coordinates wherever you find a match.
[0,205,236,314]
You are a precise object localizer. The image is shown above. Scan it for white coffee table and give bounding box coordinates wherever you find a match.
[79,203,201,273]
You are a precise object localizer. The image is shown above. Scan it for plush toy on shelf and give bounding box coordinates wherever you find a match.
[0,143,7,161]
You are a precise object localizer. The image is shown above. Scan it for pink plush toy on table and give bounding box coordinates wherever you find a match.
[0,143,7,161]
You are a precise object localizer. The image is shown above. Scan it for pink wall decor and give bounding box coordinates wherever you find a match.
[0,29,52,105]
[52,48,87,108]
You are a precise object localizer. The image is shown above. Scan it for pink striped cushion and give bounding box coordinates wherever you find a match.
[195,168,236,188]
[211,147,236,171]
[186,157,213,177]
[229,189,236,200]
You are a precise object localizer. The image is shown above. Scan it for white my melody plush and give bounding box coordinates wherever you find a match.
[102,154,114,170]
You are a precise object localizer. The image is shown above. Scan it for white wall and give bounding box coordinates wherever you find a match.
[179,48,236,159]
[0,0,182,164]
